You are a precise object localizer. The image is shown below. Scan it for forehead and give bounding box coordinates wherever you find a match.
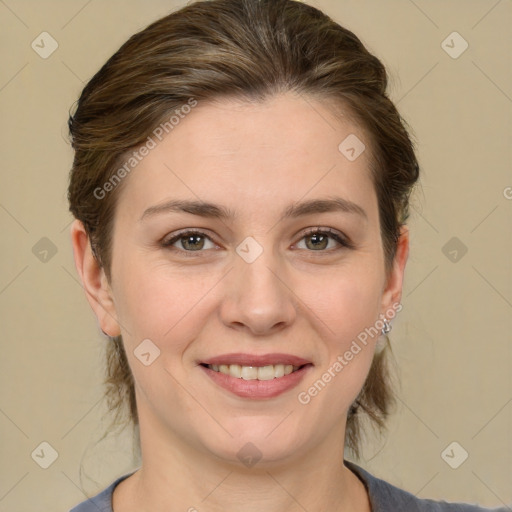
[115,92,377,223]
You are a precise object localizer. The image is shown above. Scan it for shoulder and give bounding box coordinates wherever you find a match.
[345,460,509,512]
[68,472,134,512]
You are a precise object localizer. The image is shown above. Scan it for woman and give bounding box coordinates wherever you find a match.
[66,0,508,510]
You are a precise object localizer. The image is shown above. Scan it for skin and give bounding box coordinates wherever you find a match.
[71,91,409,512]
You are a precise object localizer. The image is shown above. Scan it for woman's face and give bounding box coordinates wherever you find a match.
[78,92,408,466]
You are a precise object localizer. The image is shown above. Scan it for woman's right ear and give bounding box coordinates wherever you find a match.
[70,219,121,337]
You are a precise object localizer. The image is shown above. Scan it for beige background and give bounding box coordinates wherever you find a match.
[0,0,510,510]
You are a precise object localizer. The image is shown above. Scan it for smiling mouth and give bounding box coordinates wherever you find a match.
[201,363,310,381]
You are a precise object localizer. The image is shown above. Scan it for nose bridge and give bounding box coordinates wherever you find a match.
[220,237,296,334]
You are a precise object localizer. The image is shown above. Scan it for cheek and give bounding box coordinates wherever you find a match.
[111,254,213,353]
[303,266,383,344]
[110,252,165,337]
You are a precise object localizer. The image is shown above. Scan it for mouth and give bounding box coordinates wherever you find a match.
[198,354,313,399]
[201,363,308,381]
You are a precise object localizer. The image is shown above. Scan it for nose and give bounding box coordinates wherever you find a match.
[218,245,297,336]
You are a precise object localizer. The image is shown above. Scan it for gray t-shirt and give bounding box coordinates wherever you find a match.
[69,460,510,511]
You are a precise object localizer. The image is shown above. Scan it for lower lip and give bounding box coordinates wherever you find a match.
[200,364,313,399]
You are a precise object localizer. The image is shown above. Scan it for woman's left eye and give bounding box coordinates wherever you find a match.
[161,228,353,255]
[295,228,352,252]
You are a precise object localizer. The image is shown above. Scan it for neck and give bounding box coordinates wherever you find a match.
[114,414,370,512]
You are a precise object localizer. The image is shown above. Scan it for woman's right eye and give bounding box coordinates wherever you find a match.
[162,231,216,254]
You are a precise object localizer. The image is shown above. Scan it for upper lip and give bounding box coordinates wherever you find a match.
[200,353,312,367]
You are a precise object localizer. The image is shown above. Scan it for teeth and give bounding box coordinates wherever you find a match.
[207,363,301,380]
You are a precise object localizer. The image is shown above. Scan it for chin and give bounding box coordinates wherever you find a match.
[198,418,309,468]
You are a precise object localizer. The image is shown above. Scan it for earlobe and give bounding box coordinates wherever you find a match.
[70,219,121,337]
[380,225,410,316]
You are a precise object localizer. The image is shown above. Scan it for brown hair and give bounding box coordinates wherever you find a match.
[67,0,419,459]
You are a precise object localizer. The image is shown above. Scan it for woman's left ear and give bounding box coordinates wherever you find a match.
[380,225,409,314]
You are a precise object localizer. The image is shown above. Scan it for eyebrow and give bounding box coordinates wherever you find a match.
[139,196,368,222]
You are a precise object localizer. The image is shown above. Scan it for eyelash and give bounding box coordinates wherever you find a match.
[161,227,355,257]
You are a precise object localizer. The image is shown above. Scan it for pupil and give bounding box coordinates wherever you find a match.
[308,234,327,250]
[184,235,203,250]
